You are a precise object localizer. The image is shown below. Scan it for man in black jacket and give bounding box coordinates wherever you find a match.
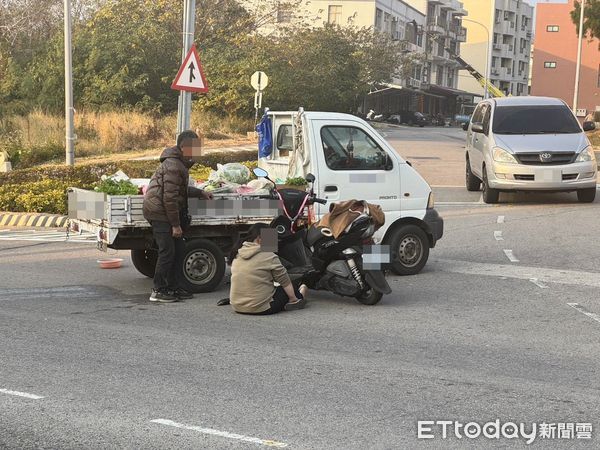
[143,130,212,302]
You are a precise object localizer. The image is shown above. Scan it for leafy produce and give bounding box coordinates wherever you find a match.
[94,179,139,195]
[285,177,308,186]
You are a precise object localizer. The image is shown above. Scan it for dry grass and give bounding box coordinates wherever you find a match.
[1,109,255,167]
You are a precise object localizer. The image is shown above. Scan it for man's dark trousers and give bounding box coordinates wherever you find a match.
[151,220,185,291]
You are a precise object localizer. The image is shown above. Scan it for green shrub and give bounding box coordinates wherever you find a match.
[0,179,71,214]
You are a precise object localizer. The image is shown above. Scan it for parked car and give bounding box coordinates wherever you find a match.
[464,96,597,203]
[387,111,427,127]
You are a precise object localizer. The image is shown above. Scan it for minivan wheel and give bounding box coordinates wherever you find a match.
[482,168,499,204]
[577,188,596,203]
[389,225,429,275]
[465,157,481,191]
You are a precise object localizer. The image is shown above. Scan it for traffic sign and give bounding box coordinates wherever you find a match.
[251,71,269,91]
[172,44,208,93]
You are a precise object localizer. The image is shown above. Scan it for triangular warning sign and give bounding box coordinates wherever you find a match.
[171,44,208,93]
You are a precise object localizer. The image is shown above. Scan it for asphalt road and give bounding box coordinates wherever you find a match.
[1,125,600,449]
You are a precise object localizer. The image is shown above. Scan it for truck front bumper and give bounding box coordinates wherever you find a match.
[424,208,444,247]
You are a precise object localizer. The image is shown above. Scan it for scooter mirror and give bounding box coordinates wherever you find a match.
[305,173,316,183]
[253,167,269,178]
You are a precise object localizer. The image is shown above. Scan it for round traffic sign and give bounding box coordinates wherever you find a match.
[251,71,269,91]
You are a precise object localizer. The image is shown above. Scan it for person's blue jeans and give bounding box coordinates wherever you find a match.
[151,220,185,291]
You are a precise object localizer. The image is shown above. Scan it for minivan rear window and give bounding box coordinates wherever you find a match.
[492,105,581,134]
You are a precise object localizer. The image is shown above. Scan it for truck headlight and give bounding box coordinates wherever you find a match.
[575,146,596,162]
[427,192,435,209]
[493,147,518,164]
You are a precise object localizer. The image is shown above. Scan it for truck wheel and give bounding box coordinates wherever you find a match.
[179,239,225,293]
[465,156,481,191]
[131,249,157,278]
[388,225,429,275]
[482,167,499,204]
[355,288,383,305]
[577,188,596,203]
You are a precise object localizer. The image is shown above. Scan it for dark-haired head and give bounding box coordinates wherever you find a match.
[228,223,271,265]
[177,130,199,149]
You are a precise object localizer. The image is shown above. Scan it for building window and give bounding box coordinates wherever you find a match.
[546,25,559,32]
[544,62,557,69]
[375,8,382,30]
[328,5,342,25]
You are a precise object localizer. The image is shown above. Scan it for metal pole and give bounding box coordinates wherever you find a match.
[573,0,585,114]
[177,0,196,135]
[64,0,75,166]
[463,18,491,99]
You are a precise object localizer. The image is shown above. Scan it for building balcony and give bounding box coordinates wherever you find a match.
[405,77,423,89]
[427,16,447,34]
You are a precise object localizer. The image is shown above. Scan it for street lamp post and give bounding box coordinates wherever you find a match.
[64,0,75,166]
[573,0,585,114]
[462,18,491,99]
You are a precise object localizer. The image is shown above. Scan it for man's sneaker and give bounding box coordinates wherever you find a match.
[149,289,178,303]
[173,288,194,300]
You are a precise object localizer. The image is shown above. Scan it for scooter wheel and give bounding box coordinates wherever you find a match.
[355,288,383,305]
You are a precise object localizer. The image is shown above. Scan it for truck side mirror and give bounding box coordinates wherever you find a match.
[583,121,596,132]
[471,123,484,133]
[305,173,315,183]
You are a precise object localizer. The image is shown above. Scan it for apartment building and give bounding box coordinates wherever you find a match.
[458,0,533,97]
[248,0,470,116]
[531,0,600,119]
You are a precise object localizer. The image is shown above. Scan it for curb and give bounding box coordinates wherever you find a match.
[0,213,68,228]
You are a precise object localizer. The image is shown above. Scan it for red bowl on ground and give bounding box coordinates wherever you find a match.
[97,258,123,269]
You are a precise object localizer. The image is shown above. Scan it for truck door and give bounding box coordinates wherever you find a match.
[311,121,401,216]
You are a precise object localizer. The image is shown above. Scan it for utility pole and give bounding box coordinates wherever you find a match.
[573,0,585,115]
[64,0,75,166]
[176,0,196,135]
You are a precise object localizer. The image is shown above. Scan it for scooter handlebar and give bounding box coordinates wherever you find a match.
[313,197,327,205]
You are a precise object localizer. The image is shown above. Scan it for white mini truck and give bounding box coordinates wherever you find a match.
[69,110,443,292]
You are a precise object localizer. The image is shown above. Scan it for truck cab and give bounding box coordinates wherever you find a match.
[259,110,444,275]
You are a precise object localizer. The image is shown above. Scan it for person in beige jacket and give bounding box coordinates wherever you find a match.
[229,224,307,315]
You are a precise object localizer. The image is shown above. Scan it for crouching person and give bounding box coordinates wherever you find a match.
[229,224,307,315]
[142,130,212,303]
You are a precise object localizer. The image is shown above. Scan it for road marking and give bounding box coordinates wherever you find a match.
[0,389,44,400]
[151,419,288,448]
[431,259,600,289]
[497,215,505,224]
[436,202,493,207]
[567,303,600,324]
[503,249,519,263]
[0,230,95,244]
[529,278,548,289]
[494,231,504,241]
[430,185,466,188]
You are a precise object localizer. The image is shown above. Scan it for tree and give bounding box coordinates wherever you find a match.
[571,0,600,44]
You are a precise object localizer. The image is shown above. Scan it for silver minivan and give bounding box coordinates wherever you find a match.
[464,96,597,203]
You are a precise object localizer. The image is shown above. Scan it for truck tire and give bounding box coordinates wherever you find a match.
[131,249,157,278]
[179,239,226,293]
[388,225,429,276]
[577,188,596,203]
[465,156,481,191]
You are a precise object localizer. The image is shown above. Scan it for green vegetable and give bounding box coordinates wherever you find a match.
[285,176,308,186]
[94,179,139,195]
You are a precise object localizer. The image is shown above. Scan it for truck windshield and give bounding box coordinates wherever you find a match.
[492,105,581,135]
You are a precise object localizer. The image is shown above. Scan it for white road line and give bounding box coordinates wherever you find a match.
[497,215,505,224]
[567,303,600,324]
[151,419,288,448]
[432,258,600,289]
[494,231,504,241]
[0,389,44,400]
[503,249,519,263]
[529,278,549,289]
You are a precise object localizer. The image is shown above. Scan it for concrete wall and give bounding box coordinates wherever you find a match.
[531,0,600,117]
